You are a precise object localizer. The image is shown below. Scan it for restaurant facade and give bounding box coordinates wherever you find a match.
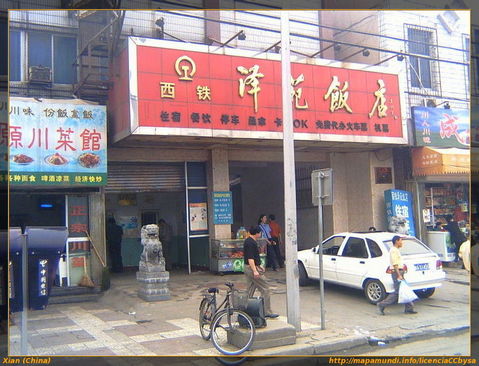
[7,9,470,287]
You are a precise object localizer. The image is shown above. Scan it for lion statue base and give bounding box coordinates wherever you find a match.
[136,224,170,301]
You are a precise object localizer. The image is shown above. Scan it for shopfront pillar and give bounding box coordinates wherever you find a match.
[208,148,231,240]
[89,190,106,286]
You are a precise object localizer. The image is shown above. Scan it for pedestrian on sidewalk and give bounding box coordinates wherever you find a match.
[243,226,278,319]
[258,214,279,271]
[269,214,284,268]
[377,235,417,315]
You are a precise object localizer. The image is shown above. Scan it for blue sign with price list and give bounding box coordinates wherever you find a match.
[213,191,233,224]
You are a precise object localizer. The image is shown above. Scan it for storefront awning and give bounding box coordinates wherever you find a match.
[412,147,470,176]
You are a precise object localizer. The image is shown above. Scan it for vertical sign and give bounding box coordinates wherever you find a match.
[384,189,416,237]
[68,196,89,238]
[213,191,233,225]
[38,259,48,296]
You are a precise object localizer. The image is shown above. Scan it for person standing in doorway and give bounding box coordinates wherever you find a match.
[445,215,466,262]
[106,217,124,273]
[377,236,417,315]
[258,214,278,271]
[158,218,172,271]
[243,226,278,318]
[268,214,284,268]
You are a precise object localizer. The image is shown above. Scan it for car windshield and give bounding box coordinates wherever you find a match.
[383,237,431,255]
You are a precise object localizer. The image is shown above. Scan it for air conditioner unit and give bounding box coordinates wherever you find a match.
[424,98,436,108]
[28,66,52,84]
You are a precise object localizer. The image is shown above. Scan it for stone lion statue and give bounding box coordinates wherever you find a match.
[140,224,164,269]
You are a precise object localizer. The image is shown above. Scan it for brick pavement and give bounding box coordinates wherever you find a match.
[8,267,470,357]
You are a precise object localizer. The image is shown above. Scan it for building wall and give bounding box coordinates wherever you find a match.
[369,148,395,230]
[322,10,381,65]
[378,10,470,114]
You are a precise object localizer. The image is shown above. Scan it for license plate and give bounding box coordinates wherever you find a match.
[414,263,429,271]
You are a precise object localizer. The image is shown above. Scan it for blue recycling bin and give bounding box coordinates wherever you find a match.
[9,227,67,312]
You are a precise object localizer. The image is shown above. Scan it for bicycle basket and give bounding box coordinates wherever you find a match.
[232,290,249,310]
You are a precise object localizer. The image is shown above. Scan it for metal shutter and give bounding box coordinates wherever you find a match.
[106,163,185,192]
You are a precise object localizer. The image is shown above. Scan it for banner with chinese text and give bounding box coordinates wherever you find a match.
[384,189,416,237]
[213,191,233,225]
[412,106,469,148]
[8,99,107,185]
[119,38,406,144]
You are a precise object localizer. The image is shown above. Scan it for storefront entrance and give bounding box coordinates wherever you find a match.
[105,191,187,270]
[105,162,210,272]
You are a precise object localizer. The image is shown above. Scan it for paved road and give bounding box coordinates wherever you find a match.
[8,267,470,356]
[358,330,470,356]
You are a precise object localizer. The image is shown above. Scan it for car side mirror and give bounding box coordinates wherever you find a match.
[312,247,317,253]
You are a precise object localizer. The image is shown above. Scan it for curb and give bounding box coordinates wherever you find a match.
[250,324,469,356]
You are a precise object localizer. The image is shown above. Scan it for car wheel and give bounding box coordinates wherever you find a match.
[364,279,386,304]
[414,288,435,298]
[298,262,309,286]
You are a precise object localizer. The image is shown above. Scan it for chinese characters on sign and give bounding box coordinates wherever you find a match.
[129,40,403,141]
[8,99,107,185]
[384,189,416,237]
[38,259,49,297]
[412,107,469,148]
[68,196,89,238]
[213,191,233,225]
[324,76,352,113]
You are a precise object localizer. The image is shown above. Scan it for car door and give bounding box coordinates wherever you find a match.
[304,235,345,281]
[334,236,370,288]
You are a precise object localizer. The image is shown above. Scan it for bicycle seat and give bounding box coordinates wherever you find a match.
[225,282,234,288]
[208,287,218,293]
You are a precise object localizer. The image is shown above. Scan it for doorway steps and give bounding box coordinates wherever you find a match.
[48,286,102,305]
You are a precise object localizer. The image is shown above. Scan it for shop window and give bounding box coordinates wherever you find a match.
[9,31,21,82]
[187,162,207,187]
[0,16,7,78]
[10,31,77,84]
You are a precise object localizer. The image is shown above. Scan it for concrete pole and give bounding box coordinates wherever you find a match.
[280,11,301,331]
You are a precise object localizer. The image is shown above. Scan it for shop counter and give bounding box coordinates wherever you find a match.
[210,238,267,273]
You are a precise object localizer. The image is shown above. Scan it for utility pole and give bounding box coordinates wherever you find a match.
[280,10,301,331]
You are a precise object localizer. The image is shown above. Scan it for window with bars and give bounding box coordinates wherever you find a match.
[9,30,77,84]
[407,27,434,89]
[463,34,470,98]
[472,28,479,98]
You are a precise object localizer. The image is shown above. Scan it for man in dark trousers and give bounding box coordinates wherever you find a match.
[243,226,278,318]
[106,217,123,273]
[268,214,284,268]
[377,235,417,315]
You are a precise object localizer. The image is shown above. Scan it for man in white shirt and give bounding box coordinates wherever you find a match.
[377,235,417,315]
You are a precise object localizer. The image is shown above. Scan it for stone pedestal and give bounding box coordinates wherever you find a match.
[136,263,170,301]
[136,224,171,301]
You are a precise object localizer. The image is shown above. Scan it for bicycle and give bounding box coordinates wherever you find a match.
[199,282,256,355]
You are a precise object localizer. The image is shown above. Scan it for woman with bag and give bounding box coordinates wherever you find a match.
[377,236,417,315]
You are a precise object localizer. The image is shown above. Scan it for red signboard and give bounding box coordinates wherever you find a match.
[117,38,405,143]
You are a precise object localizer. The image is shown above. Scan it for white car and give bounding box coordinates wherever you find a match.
[297,232,446,303]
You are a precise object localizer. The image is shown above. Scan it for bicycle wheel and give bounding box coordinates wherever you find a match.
[199,297,215,340]
[210,309,255,356]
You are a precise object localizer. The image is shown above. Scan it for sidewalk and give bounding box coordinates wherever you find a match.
[8,266,471,356]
